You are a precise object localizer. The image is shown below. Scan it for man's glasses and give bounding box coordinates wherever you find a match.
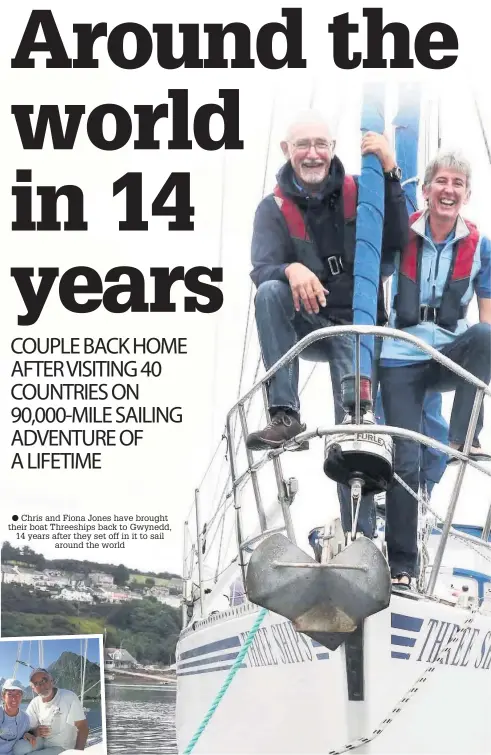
[31,677,50,686]
[289,139,335,153]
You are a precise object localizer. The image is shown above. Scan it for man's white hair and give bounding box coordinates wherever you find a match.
[284,110,333,142]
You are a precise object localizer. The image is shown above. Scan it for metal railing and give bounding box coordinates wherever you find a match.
[222,325,491,599]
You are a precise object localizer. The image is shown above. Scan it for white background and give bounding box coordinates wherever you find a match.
[1,1,490,578]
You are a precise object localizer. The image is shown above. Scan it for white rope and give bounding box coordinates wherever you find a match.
[437,96,442,150]
[473,91,491,165]
[233,95,276,436]
[82,679,101,697]
[401,176,419,188]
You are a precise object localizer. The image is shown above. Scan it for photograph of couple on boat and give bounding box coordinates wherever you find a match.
[0,637,105,755]
[176,76,491,754]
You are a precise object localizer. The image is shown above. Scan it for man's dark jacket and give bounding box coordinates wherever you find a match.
[250,156,409,323]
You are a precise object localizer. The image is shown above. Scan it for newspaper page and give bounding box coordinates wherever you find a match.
[2,1,491,754]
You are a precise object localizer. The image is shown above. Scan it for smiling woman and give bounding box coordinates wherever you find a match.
[0,680,31,755]
[422,153,471,228]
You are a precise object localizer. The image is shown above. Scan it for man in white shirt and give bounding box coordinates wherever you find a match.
[13,670,88,754]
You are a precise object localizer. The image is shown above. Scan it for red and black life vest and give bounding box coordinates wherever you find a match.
[273,174,357,236]
[272,175,388,324]
[395,210,479,332]
[273,176,357,282]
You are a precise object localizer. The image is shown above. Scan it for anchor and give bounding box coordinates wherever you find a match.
[245,374,393,651]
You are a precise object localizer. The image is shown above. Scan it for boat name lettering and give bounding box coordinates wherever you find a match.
[240,622,314,667]
[416,619,491,670]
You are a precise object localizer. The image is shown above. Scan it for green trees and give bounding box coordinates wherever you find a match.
[1,584,181,665]
[2,542,46,570]
[1,542,182,665]
[1,542,180,585]
[113,564,130,586]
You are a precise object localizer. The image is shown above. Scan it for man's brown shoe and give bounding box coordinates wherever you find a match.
[246,410,308,451]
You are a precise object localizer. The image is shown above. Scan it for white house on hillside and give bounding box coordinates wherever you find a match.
[105,648,138,669]
[89,572,115,587]
[1,566,45,585]
[54,588,93,603]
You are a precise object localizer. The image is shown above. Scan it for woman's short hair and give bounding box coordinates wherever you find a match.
[423,151,472,190]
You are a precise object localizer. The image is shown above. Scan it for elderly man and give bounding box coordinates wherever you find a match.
[246,110,408,537]
[13,670,88,755]
[380,151,491,588]
[0,680,32,755]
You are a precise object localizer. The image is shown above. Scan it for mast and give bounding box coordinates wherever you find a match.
[80,637,88,707]
[393,83,421,214]
[80,640,84,702]
[352,83,385,387]
[341,84,386,750]
[181,522,189,627]
[13,641,23,679]
[194,489,205,617]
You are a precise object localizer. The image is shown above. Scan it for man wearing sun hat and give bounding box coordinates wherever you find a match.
[0,679,33,755]
[12,669,87,754]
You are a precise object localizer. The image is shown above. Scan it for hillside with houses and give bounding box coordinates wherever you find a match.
[1,542,182,607]
[1,543,182,666]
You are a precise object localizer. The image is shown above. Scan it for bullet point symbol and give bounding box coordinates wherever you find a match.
[12,515,19,521]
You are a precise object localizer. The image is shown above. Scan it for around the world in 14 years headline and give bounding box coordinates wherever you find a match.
[9,8,460,325]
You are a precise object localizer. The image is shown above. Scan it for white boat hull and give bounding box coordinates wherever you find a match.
[176,596,491,754]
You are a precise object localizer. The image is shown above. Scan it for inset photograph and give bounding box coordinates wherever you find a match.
[1,541,179,751]
[0,634,105,754]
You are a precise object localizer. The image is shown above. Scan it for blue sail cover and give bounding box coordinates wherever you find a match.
[352,84,385,379]
[393,83,421,213]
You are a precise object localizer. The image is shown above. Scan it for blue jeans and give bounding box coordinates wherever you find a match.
[255,280,376,537]
[419,392,449,494]
[13,739,64,755]
[374,390,449,495]
[380,323,491,577]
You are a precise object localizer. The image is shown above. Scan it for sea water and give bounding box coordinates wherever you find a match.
[105,682,177,754]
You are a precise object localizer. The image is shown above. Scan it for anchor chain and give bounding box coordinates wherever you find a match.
[327,604,481,755]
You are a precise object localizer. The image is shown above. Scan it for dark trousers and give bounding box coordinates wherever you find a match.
[380,323,491,577]
[255,279,379,537]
